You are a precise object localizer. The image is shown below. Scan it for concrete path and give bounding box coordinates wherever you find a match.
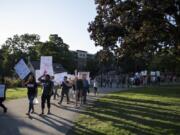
[0,88,124,135]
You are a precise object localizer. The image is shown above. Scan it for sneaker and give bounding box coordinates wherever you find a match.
[31,110,34,114]
[26,112,30,116]
[31,111,35,114]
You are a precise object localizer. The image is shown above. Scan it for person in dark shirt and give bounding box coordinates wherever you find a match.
[58,76,72,105]
[75,77,83,106]
[24,75,37,116]
[38,74,54,115]
[82,75,89,104]
[0,76,7,113]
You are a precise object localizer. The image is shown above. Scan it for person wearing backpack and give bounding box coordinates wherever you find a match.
[58,76,72,105]
[38,74,54,115]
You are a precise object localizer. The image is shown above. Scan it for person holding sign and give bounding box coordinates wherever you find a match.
[38,74,54,115]
[0,77,7,113]
[58,76,72,105]
[23,75,38,116]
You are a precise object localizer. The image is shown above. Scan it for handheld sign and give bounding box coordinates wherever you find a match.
[141,70,147,76]
[0,84,5,98]
[78,72,90,83]
[54,72,68,84]
[156,71,160,77]
[67,74,75,80]
[151,71,156,76]
[14,59,31,80]
[40,56,54,76]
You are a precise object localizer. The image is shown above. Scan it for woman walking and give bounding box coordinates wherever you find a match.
[24,75,38,116]
[38,74,54,115]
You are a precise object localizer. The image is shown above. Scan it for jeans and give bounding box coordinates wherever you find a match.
[41,95,51,110]
[60,89,69,103]
[0,100,7,111]
[28,95,35,113]
[82,88,88,104]
[53,86,60,99]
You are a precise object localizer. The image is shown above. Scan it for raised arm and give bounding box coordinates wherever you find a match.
[38,74,45,82]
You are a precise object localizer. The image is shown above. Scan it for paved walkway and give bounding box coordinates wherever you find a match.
[0,88,124,135]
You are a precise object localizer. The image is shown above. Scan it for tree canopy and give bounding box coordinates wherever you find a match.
[88,0,180,72]
[0,34,76,76]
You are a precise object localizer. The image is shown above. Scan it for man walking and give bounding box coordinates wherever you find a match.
[58,76,72,105]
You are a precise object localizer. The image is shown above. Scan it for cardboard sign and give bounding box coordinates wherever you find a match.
[78,72,90,83]
[54,72,68,84]
[151,71,156,76]
[14,59,31,80]
[0,84,5,98]
[67,74,75,81]
[156,71,160,77]
[40,56,54,76]
[141,70,147,76]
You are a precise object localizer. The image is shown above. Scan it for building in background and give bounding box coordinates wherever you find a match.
[71,50,95,71]
[28,50,95,74]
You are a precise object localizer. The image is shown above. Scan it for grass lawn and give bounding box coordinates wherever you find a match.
[71,85,180,135]
[6,87,42,100]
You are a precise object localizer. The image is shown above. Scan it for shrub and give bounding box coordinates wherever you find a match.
[5,77,22,88]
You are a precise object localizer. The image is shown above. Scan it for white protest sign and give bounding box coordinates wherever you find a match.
[35,70,41,82]
[156,71,160,77]
[40,56,54,76]
[74,70,78,77]
[14,59,31,80]
[151,71,156,76]
[141,70,147,76]
[78,72,90,83]
[67,74,75,81]
[54,72,68,84]
[0,84,5,98]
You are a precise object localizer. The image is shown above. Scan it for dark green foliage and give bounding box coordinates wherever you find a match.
[0,34,76,76]
[88,0,180,73]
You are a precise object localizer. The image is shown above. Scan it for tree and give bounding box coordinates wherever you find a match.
[35,34,76,73]
[1,34,40,76]
[88,0,180,72]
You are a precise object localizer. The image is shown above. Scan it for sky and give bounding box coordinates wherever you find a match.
[0,0,101,54]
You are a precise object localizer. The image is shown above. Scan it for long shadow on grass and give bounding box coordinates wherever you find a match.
[72,94,180,135]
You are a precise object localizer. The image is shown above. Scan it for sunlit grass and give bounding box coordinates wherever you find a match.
[6,87,42,100]
[71,85,180,135]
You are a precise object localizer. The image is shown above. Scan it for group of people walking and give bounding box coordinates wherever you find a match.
[2,73,91,116]
[0,73,99,116]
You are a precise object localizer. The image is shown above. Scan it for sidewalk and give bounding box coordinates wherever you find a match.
[0,88,124,135]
